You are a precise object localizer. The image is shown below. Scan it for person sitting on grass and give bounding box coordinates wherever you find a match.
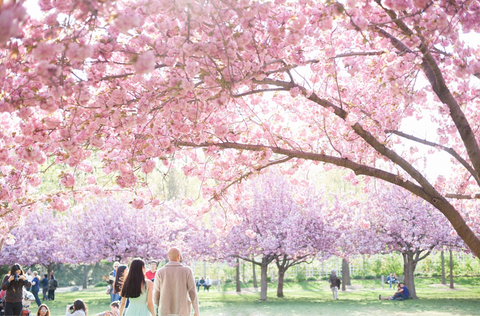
[95,301,120,316]
[66,299,88,316]
[379,283,409,301]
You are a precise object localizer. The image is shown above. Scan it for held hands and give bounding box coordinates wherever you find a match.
[18,275,27,281]
[8,275,14,282]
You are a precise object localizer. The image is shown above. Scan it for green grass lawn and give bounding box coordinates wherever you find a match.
[37,278,480,315]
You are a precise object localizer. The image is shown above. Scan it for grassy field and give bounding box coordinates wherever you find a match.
[35,277,480,316]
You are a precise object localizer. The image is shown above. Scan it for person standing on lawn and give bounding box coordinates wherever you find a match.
[329,270,339,300]
[41,274,49,301]
[153,247,199,316]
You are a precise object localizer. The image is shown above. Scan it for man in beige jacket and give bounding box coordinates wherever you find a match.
[153,247,200,316]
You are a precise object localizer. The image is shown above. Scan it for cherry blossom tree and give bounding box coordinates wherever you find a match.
[62,198,175,263]
[353,185,466,299]
[0,209,66,276]
[215,173,338,299]
[1,0,480,258]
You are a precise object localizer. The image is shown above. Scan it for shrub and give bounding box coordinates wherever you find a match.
[365,275,375,279]
[284,278,294,283]
[307,276,317,281]
[353,275,362,280]
[320,276,329,281]
[296,271,306,282]
[225,279,233,284]
[267,276,272,282]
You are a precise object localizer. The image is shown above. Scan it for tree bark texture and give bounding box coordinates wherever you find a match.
[236,258,241,293]
[83,264,88,289]
[260,259,268,301]
[277,267,285,298]
[441,251,446,285]
[402,252,418,299]
[449,250,454,289]
[342,259,351,286]
[252,260,258,289]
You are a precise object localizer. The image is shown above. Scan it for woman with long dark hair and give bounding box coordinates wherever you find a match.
[36,303,50,316]
[65,299,88,316]
[113,265,128,297]
[119,259,154,316]
[1,263,32,315]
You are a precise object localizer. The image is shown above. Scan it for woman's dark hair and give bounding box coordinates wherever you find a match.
[50,274,55,279]
[120,258,146,298]
[36,304,50,316]
[9,263,24,276]
[114,265,128,294]
[72,299,88,314]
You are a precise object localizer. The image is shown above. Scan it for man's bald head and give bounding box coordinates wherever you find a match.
[167,247,182,262]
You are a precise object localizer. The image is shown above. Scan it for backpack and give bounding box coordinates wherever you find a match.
[336,277,341,288]
[53,279,58,288]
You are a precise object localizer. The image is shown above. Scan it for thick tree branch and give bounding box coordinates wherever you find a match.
[386,129,480,186]
[374,0,480,189]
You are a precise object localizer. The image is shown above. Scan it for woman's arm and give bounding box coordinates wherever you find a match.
[146,279,155,316]
[119,294,127,316]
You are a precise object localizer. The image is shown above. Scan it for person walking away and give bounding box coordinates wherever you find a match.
[1,263,32,316]
[40,274,49,301]
[31,271,42,306]
[66,299,88,316]
[329,270,338,300]
[145,261,158,282]
[47,274,57,301]
[36,303,50,316]
[119,258,154,316]
[153,247,199,316]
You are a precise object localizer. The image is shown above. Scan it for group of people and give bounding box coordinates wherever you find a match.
[1,247,199,316]
[196,277,212,292]
[100,247,199,316]
[89,247,199,316]
[328,270,409,301]
[0,264,60,316]
[386,272,400,288]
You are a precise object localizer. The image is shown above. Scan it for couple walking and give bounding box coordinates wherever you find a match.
[120,247,200,316]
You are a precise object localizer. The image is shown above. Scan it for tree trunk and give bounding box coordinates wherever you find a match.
[252,260,258,289]
[403,252,418,299]
[441,251,446,285]
[242,261,246,284]
[449,250,454,289]
[83,264,88,289]
[44,263,55,278]
[342,258,351,286]
[260,259,268,301]
[236,258,241,293]
[277,266,285,298]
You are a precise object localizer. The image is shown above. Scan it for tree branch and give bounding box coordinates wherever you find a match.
[386,129,480,186]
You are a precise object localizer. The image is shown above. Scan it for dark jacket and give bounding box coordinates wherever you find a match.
[1,274,31,303]
[48,278,57,291]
